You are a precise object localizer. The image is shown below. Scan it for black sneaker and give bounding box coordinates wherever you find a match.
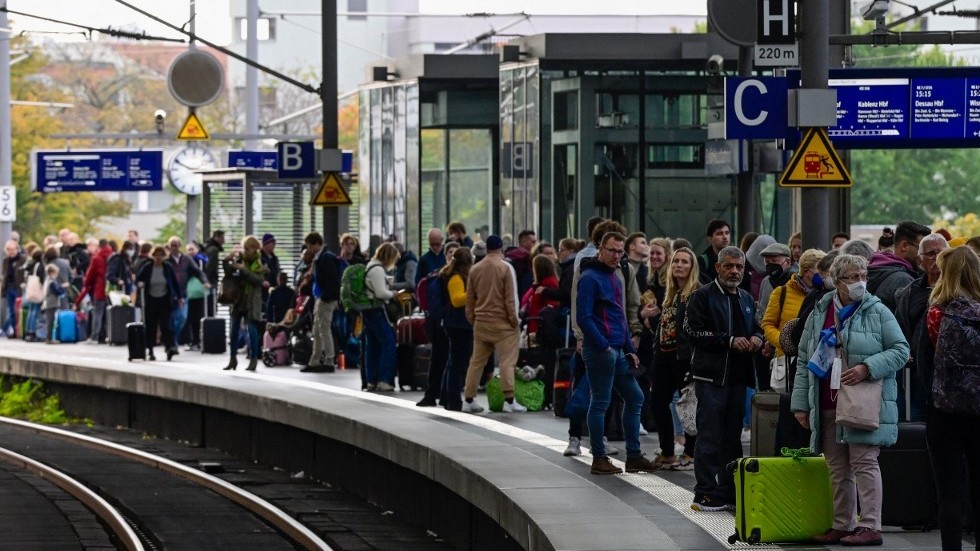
[691,495,728,512]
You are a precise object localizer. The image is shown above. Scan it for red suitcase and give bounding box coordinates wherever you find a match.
[396,315,427,346]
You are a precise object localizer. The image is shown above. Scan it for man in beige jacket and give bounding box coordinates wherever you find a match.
[461,235,525,413]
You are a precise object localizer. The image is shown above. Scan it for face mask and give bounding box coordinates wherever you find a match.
[125,250,135,258]
[822,275,835,290]
[811,273,823,289]
[845,280,867,301]
[765,263,784,279]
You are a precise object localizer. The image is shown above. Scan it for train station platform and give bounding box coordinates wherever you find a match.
[0,338,968,551]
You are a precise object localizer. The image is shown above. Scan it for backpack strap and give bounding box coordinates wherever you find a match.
[776,284,788,327]
[363,264,383,299]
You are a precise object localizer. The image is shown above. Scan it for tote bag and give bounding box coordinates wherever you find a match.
[836,378,882,431]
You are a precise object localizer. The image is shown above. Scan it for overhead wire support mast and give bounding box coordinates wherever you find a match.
[0,7,185,42]
[111,0,320,96]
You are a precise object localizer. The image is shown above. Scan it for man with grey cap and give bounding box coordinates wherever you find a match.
[757,242,796,321]
[461,235,525,413]
[471,241,487,263]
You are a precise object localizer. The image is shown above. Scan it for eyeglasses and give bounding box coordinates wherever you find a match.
[603,247,625,256]
[920,250,941,258]
[838,273,869,283]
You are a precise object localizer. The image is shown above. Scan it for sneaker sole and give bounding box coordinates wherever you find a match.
[563,451,581,457]
[590,468,623,475]
[625,466,662,473]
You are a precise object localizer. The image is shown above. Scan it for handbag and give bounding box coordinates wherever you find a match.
[836,378,883,431]
[217,275,242,305]
[186,277,206,300]
[769,355,788,394]
[675,382,698,436]
[24,274,44,303]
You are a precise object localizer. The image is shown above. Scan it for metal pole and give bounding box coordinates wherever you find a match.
[0,4,10,331]
[246,0,259,150]
[798,0,830,251]
[185,0,199,245]
[736,45,757,238]
[322,0,340,251]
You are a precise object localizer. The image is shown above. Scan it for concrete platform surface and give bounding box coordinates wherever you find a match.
[0,338,971,551]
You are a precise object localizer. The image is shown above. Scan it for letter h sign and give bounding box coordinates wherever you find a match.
[757,0,796,45]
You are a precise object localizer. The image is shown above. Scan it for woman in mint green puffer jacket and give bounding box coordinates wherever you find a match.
[790,254,909,546]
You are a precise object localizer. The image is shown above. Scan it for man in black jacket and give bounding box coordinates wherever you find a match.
[303,232,341,373]
[684,246,764,512]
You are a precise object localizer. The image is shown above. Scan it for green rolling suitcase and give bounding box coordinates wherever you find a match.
[728,455,833,545]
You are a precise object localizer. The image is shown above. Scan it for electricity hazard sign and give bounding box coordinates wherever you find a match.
[779,127,853,187]
[177,111,210,140]
[310,172,352,206]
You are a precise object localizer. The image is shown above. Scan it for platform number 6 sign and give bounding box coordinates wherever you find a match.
[0,186,15,222]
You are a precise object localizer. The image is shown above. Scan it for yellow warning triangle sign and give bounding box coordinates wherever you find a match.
[310,172,352,206]
[177,112,210,141]
[779,127,853,188]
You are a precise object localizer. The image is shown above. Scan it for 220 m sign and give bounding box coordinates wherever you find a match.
[754,43,799,67]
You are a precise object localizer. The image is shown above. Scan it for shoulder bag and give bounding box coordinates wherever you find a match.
[836,378,883,431]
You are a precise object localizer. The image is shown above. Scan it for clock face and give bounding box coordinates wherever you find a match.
[168,146,218,195]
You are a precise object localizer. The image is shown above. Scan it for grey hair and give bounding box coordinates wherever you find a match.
[840,239,875,260]
[918,233,948,254]
[830,254,868,281]
[717,246,745,263]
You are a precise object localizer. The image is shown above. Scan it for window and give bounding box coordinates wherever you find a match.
[237,17,275,41]
[347,0,367,21]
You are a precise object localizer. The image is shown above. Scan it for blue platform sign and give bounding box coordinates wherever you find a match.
[724,77,789,140]
[228,150,278,170]
[33,149,163,193]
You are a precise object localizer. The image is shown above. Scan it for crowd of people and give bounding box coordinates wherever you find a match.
[3,217,979,549]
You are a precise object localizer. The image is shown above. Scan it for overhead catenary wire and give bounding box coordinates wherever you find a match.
[0,6,185,43]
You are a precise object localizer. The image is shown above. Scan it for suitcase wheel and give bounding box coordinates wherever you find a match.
[747,529,761,544]
[728,533,738,545]
[262,352,276,367]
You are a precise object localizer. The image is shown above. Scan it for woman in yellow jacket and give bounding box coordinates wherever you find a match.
[761,249,826,390]
[440,247,475,411]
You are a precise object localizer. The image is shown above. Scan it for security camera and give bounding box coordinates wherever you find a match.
[861,0,889,21]
[706,54,725,75]
[154,109,166,133]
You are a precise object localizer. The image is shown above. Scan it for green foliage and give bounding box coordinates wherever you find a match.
[0,378,78,425]
[846,20,980,225]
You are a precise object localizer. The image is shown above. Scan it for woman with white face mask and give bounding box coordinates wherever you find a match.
[790,254,909,546]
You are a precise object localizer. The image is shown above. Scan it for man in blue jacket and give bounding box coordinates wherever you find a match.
[577,231,660,476]
[683,245,764,512]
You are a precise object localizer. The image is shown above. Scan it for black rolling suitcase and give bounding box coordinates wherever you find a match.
[127,288,146,361]
[201,291,226,354]
[552,313,575,417]
[880,422,937,529]
[107,305,134,345]
[413,344,431,391]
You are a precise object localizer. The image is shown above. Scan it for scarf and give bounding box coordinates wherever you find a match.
[806,298,859,379]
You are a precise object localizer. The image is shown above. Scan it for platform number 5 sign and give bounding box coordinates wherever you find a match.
[0,187,15,222]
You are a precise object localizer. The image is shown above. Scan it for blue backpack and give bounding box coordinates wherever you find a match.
[424,275,448,321]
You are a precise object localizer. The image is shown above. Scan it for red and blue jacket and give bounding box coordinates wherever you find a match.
[576,262,634,353]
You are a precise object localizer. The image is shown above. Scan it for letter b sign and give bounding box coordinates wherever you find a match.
[277,141,315,179]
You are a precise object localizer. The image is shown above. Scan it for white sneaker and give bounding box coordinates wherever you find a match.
[563,437,582,456]
[603,437,620,456]
[639,426,649,436]
[503,400,527,413]
[462,401,484,414]
[376,382,395,392]
[741,428,752,443]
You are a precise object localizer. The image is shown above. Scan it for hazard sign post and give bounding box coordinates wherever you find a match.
[310,172,352,206]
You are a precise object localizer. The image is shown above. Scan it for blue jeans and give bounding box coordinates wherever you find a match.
[229,313,260,360]
[581,345,643,458]
[743,387,756,428]
[3,288,17,334]
[26,302,40,335]
[693,382,746,503]
[171,301,188,348]
[362,308,395,385]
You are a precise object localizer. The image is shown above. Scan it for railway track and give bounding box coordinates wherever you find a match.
[0,417,332,551]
